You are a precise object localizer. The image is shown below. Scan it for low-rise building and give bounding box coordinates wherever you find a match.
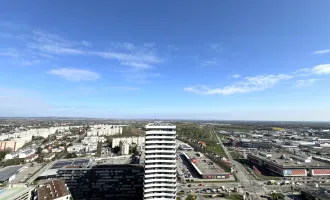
[24,154,38,163]
[0,165,24,183]
[44,153,56,161]
[67,143,85,153]
[0,184,34,200]
[18,149,36,158]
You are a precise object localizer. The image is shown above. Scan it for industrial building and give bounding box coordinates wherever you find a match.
[0,165,25,183]
[143,122,177,200]
[247,151,330,177]
[181,151,230,179]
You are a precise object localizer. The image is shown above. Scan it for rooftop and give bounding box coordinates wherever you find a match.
[0,185,34,200]
[182,151,226,175]
[249,151,330,168]
[302,188,330,200]
[0,165,24,182]
[145,122,175,127]
[37,179,70,200]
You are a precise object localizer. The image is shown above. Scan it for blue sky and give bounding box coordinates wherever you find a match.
[1,1,330,121]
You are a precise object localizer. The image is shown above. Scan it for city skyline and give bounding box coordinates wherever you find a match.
[1,1,330,121]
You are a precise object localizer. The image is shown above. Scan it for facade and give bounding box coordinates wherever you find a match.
[0,141,21,151]
[248,152,330,177]
[143,122,177,200]
[57,164,144,200]
[87,125,123,136]
[120,141,130,155]
[112,136,145,148]
[301,187,330,200]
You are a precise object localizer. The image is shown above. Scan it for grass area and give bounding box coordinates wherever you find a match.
[225,194,244,200]
[206,143,227,157]
[272,127,285,131]
[214,126,250,132]
[185,194,196,200]
[176,197,182,200]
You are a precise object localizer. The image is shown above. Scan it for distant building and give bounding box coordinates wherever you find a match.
[112,136,145,148]
[18,149,36,158]
[87,125,123,136]
[44,153,56,161]
[57,164,144,200]
[120,141,130,155]
[24,154,38,163]
[67,143,85,153]
[0,141,22,151]
[37,179,72,200]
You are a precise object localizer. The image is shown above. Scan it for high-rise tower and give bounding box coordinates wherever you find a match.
[143,122,177,200]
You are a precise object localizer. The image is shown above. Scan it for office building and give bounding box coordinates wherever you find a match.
[143,122,177,200]
[57,164,144,200]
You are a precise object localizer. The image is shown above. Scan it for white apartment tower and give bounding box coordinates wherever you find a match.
[143,122,177,200]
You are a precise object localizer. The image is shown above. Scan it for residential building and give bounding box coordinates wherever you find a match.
[143,122,177,200]
[18,149,36,158]
[67,143,85,153]
[120,141,130,155]
[87,125,123,136]
[44,153,56,161]
[0,141,22,151]
[37,179,72,200]
[112,136,145,148]
[24,154,38,163]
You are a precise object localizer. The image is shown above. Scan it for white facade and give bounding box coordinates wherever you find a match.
[67,144,86,153]
[143,122,177,200]
[112,136,145,148]
[87,125,123,136]
[119,141,130,155]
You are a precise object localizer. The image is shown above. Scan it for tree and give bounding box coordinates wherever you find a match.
[65,153,78,159]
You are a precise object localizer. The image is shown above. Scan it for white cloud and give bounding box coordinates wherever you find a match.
[93,51,160,69]
[294,79,317,88]
[201,59,217,66]
[232,74,241,78]
[311,64,330,75]
[184,74,292,95]
[82,41,91,47]
[47,68,99,81]
[313,49,330,55]
[28,30,86,55]
[108,86,140,91]
[209,43,221,50]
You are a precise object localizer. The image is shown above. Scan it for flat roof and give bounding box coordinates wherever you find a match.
[0,185,34,199]
[50,158,91,169]
[0,165,24,182]
[38,179,69,199]
[248,151,330,168]
[302,188,330,200]
[182,151,226,175]
[146,122,175,127]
